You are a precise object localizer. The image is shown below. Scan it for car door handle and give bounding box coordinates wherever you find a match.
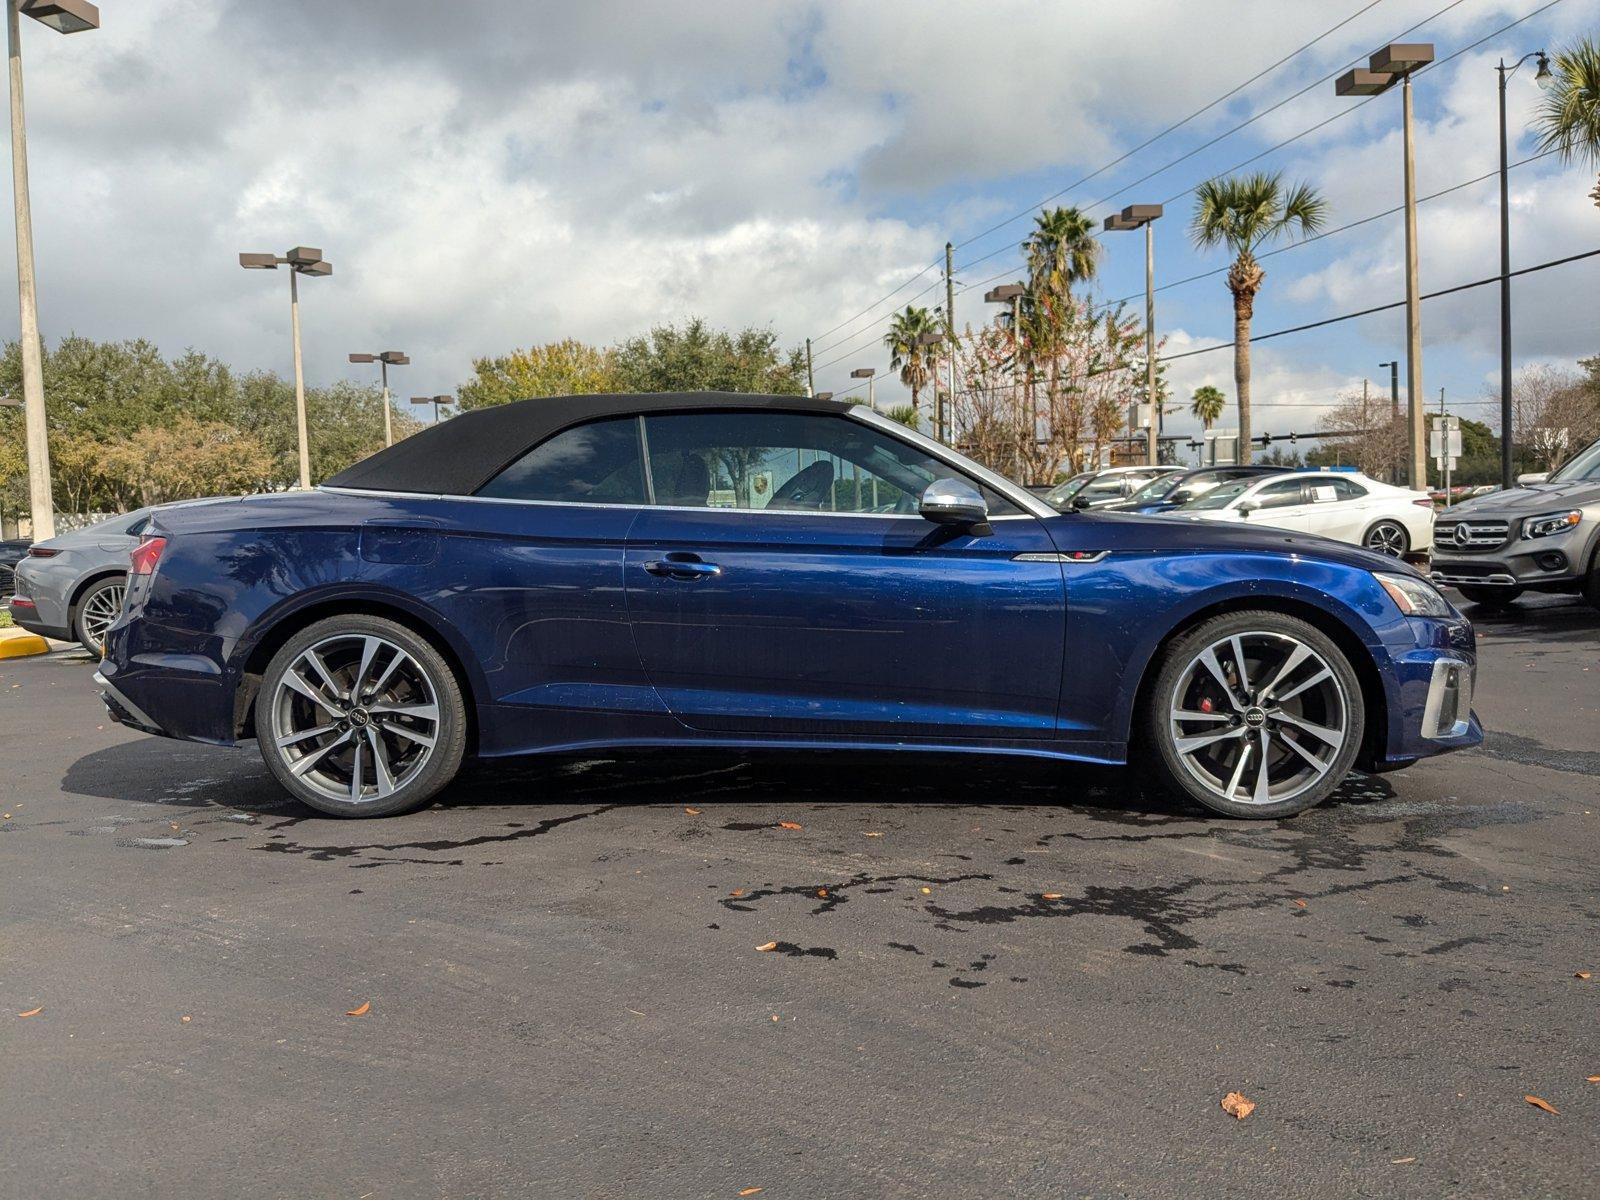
[642,556,722,580]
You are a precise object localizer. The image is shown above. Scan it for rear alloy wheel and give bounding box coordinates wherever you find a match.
[1144,611,1364,819]
[1455,585,1523,610]
[74,575,126,656]
[258,615,466,817]
[1362,520,1409,558]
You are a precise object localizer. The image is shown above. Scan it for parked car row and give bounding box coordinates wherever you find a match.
[1045,464,1434,558]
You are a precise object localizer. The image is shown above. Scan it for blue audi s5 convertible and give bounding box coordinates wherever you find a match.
[96,392,1480,819]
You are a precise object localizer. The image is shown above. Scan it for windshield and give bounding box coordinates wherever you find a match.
[1549,437,1600,482]
[1045,473,1093,504]
[1126,472,1187,505]
[1182,479,1254,511]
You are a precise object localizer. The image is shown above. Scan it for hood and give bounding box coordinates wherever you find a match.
[1053,510,1418,576]
[1445,479,1600,517]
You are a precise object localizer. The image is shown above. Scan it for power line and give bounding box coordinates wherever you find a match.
[1158,245,1600,363]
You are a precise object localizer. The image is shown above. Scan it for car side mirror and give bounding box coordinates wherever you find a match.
[1236,500,1258,516]
[1516,472,1548,485]
[920,478,988,527]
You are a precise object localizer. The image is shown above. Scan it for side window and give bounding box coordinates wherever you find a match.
[1253,479,1307,510]
[1330,478,1368,500]
[476,417,647,505]
[641,411,1021,516]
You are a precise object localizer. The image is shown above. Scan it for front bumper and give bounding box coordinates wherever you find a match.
[1431,522,1592,591]
[1369,615,1483,770]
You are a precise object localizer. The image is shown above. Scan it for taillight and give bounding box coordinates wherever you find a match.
[130,535,167,577]
[26,546,58,557]
[1412,498,1434,508]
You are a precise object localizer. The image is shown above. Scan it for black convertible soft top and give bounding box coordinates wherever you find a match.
[324,391,853,496]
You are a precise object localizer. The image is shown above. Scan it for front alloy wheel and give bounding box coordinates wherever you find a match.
[259,615,466,817]
[1363,520,1409,558]
[1145,612,1365,818]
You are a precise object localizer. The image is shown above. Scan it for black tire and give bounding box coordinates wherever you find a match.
[257,614,467,818]
[1362,519,1410,558]
[1142,610,1365,819]
[1455,585,1523,609]
[1582,568,1600,611]
[73,574,127,656]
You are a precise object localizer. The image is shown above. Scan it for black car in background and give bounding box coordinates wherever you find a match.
[1105,465,1290,514]
[1,537,30,602]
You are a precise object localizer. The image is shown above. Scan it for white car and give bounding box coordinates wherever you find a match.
[1168,470,1434,557]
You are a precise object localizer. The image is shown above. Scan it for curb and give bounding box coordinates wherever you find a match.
[0,627,50,659]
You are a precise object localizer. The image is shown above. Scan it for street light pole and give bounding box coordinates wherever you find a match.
[6,0,101,540]
[350,350,410,446]
[409,394,453,424]
[240,247,332,490]
[1337,43,1434,490]
[1497,50,1552,490]
[1104,205,1164,465]
[849,367,875,412]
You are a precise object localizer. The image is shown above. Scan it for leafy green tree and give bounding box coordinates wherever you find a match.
[611,318,805,395]
[1534,37,1600,210]
[883,305,939,419]
[1190,172,1326,462]
[885,403,920,430]
[1024,206,1101,305]
[1190,384,1226,431]
[458,338,621,410]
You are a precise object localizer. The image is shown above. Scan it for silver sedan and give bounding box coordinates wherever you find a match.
[7,510,153,654]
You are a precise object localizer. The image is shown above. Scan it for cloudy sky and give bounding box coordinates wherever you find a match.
[6,0,1599,445]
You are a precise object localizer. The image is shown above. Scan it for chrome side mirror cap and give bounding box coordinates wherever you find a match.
[920,478,989,526]
[1516,471,1548,486]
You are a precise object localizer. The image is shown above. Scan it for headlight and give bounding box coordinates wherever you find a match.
[1522,510,1581,539]
[1376,571,1452,617]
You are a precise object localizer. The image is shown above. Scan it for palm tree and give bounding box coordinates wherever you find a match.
[884,305,939,419]
[1533,37,1600,209]
[1190,172,1326,462]
[1190,384,1226,432]
[1024,205,1101,305]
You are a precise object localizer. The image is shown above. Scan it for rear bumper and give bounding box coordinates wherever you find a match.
[98,619,241,746]
[6,597,69,642]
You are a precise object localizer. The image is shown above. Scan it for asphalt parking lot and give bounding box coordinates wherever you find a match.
[3,594,1598,1199]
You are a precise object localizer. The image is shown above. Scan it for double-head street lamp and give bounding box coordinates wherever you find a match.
[1336,42,1434,490]
[984,283,1029,462]
[914,329,944,432]
[849,367,876,411]
[1105,204,1164,465]
[349,350,409,446]
[240,247,333,490]
[410,394,453,423]
[1498,50,1553,488]
[813,391,834,402]
[7,0,101,541]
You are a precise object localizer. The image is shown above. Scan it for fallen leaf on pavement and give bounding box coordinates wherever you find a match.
[729,889,745,898]
[778,821,802,831]
[816,888,829,898]
[684,807,701,815]
[2,813,10,820]
[1576,971,1592,979]
[1390,1157,1416,1165]
[1293,899,1308,908]
[920,887,932,895]
[1586,1075,1600,1083]
[181,1015,192,1023]
[1042,893,1063,900]
[863,831,883,837]
[1524,1095,1559,1114]
[346,1001,372,1017]
[756,942,778,952]
[17,1006,43,1018]
[739,1189,764,1196]
[1221,1092,1256,1120]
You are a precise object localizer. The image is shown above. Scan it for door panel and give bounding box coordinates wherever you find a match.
[625,509,1067,738]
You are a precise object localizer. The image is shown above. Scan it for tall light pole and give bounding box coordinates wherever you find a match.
[1498,50,1553,490]
[8,0,100,540]
[915,330,943,434]
[1378,358,1400,484]
[240,247,332,489]
[984,283,1027,471]
[410,394,452,424]
[349,349,409,446]
[1337,42,1434,490]
[1105,204,1164,465]
[850,367,875,412]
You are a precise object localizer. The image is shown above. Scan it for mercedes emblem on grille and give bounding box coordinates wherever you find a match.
[1451,523,1471,547]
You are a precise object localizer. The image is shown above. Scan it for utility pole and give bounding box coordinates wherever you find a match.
[1401,74,1425,491]
[1497,51,1550,490]
[1362,377,1370,472]
[804,337,814,397]
[943,241,956,445]
[1144,218,1157,465]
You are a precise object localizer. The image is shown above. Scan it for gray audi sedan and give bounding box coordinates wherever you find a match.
[7,510,153,654]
